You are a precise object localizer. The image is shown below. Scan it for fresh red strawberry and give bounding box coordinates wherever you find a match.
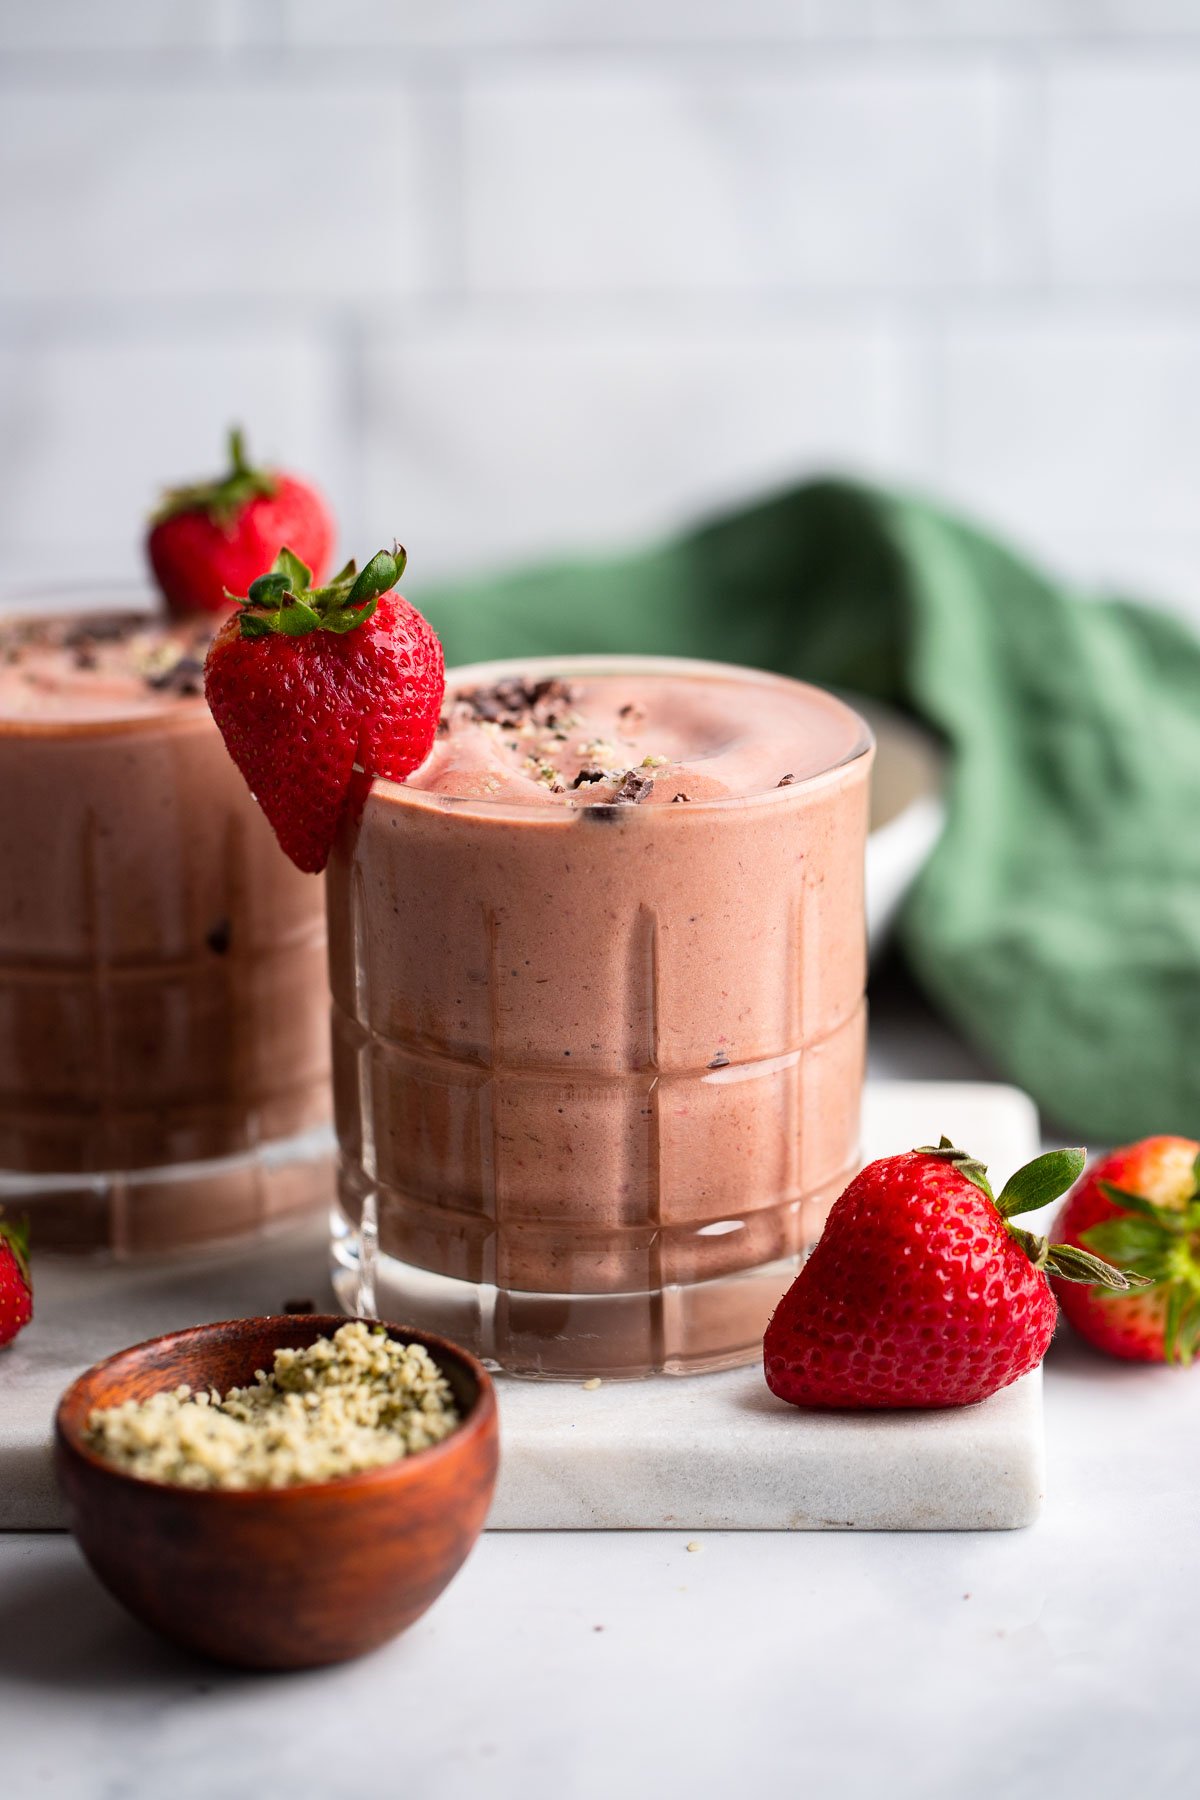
[0,1213,32,1348]
[205,543,443,873]
[148,428,334,619]
[765,1139,1139,1409]
[1051,1136,1200,1364]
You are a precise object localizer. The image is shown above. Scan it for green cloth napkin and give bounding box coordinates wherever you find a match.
[422,479,1200,1142]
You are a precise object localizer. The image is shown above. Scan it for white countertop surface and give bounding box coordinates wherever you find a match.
[3,1336,1196,1800]
[4,990,1196,1798]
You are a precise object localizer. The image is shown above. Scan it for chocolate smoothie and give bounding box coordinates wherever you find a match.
[328,656,872,1377]
[0,607,331,1254]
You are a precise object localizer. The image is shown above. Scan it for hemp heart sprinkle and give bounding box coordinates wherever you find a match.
[85,1322,461,1490]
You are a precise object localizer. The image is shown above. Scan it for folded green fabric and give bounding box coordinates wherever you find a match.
[422,479,1200,1142]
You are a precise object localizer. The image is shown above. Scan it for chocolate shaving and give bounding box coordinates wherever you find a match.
[613,768,653,805]
[671,792,691,804]
[777,773,797,787]
[708,1050,730,1069]
[570,765,607,789]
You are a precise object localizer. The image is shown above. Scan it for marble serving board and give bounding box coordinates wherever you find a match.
[0,1080,1045,1532]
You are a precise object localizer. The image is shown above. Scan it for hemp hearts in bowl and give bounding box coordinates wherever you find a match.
[85,1321,461,1490]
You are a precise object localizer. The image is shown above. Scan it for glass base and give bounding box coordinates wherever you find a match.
[330,1201,801,1379]
[3,1125,335,1259]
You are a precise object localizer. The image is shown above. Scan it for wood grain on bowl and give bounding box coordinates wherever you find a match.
[55,1315,499,1670]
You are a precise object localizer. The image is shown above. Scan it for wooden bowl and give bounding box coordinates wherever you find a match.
[55,1315,499,1670]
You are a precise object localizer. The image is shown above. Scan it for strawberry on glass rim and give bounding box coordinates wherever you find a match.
[764,1139,1144,1410]
[1052,1136,1200,1365]
[148,427,335,619]
[204,543,444,874]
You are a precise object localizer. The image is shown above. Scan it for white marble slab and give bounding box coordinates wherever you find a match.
[0,1079,1043,1531]
[490,1363,1043,1531]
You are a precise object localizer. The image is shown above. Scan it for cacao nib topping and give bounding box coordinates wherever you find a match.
[570,765,607,789]
[453,675,578,730]
[613,768,653,805]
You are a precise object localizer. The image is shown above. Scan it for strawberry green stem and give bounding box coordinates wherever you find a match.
[234,543,407,641]
[151,426,278,529]
[1083,1175,1200,1363]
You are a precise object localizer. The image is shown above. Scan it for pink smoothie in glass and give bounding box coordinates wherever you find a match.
[328,655,872,1376]
[0,606,331,1255]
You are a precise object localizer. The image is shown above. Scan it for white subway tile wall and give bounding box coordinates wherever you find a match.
[2,0,1200,622]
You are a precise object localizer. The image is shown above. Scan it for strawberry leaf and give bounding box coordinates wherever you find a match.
[1081,1216,1176,1279]
[1007,1224,1050,1268]
[274,546,314,594]
[247,571,294,608]
[1042,1242,1151,1291]
[1168,1293,1200,1367]
[348,546,406,607]
[1097,1180,1192,1232]
[995,1147,1086,1219]
[274,598,322,636]
[319,599,378,635]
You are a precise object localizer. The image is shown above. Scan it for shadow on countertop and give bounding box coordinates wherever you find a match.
[0,1543,213,1693]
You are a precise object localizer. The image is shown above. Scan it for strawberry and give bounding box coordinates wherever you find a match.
[204,543,444,873]
[147,428,334,619]
[0,1213,32,1348]
[764,1139,1140,1409]
[1051,1136,1200,1364]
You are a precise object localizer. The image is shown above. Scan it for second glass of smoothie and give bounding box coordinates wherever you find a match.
[0,599,332,1256]
[328,655,872,1377]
